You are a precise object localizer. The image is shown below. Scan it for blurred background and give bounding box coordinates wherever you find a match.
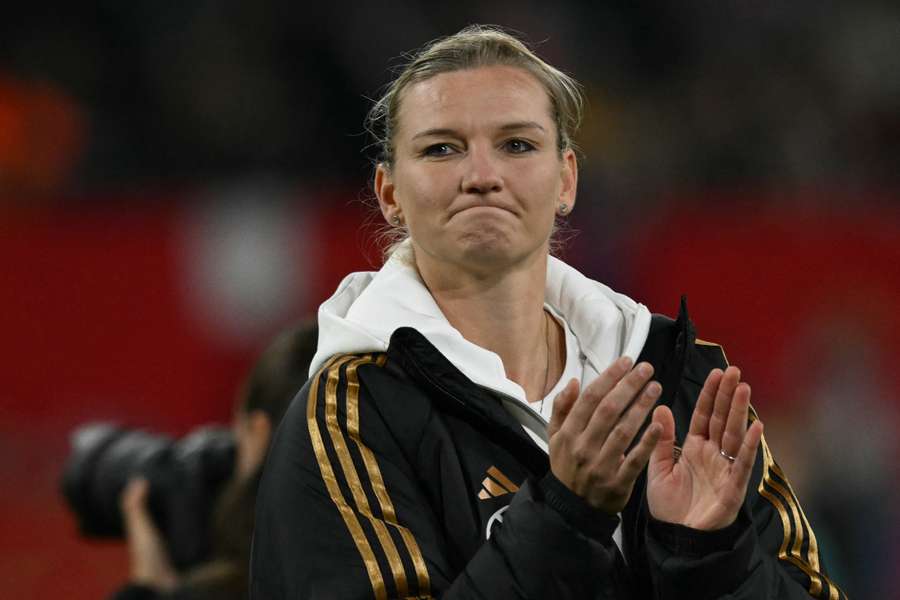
[1,1,898,598]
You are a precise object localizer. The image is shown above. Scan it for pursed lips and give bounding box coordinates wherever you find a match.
[449,200,519,219]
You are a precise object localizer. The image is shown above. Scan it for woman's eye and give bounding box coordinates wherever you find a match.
[504,139,535,154]
[423,143,455,157]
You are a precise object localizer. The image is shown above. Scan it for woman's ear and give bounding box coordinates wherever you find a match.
[374,163,401,224]
[558,148,578,213]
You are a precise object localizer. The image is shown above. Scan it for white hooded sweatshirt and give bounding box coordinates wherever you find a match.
[310,242,653,452]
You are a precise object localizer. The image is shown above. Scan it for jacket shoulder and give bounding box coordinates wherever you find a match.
[639,305,729,390]
[274,353,391,452]
[693,338,729,368]
[309,352,388,381]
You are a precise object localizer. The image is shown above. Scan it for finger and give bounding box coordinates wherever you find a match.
[648,405,676,475]
[730,419,764,496]
[121,478,150,513]
[548,378,580,439]
[708,366,741,444]
[593,378,661,461]
[561,356,633,435]
[720,382,751,458]
[617,420,662,485]
[581,361,656,444]
[688,368,723,437]
[122,485,156,535]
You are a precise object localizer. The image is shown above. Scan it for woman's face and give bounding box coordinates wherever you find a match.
[375,65,577,274]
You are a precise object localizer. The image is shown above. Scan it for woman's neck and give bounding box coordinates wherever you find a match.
[414,248,565,401]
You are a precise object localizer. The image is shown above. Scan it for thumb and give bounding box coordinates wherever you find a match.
[648,405,676,477]
[121,478,151,516]
[547,378,580,439]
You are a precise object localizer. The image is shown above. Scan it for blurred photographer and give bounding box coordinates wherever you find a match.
[109,321,317,600]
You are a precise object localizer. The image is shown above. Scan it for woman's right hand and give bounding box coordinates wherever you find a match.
[548,357,663,515]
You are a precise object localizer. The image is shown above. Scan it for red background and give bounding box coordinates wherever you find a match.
[2,189,897,598]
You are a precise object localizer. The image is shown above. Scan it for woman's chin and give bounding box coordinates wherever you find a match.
[455,229,515,261]
[454,234,549,274]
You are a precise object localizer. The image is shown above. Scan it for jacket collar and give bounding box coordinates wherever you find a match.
[387,326,551,475]
[387,297,698,477]
[636,296,697,444]
[311,241,653,407]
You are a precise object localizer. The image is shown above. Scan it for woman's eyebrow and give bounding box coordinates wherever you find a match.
[412,122,546,140]
[411,128,462,141]
[498,121,546,133]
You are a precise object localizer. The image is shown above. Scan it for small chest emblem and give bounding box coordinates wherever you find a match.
[477,466,521,500]
[486,506,509,539]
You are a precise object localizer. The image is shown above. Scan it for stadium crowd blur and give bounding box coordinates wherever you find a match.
[1,2,897,599]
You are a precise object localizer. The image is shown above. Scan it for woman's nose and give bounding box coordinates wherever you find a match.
[460,147,503,195]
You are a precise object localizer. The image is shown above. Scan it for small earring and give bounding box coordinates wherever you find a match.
[557,203,569,216]
[391,215,402,226]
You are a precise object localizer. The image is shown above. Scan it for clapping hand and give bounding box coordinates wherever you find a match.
[548,357,663,515]
[646,366,764,531]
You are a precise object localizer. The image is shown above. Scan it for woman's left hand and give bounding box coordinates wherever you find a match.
[646,366,764,531]
[120,478,180,591]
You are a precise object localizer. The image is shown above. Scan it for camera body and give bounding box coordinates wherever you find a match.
[61,422,236,569]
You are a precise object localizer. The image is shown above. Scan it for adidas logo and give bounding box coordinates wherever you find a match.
[477,466,520,500]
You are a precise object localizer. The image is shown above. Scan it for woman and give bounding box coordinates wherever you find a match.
[251,26,844,599]
[113,322,318,600]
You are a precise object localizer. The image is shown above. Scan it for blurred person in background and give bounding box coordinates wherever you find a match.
[110,321,317,600]
[250,26,846,599]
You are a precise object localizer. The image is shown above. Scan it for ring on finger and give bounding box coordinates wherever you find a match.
[719,448,737,462]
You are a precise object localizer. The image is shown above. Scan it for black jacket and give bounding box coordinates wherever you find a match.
[250,303,846,599]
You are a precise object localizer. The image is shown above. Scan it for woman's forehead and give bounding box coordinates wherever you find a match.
[396,66,554,136]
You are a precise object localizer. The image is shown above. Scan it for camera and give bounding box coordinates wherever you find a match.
[61,422,236,569]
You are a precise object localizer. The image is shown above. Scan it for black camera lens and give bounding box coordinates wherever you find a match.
[61,422,235,569]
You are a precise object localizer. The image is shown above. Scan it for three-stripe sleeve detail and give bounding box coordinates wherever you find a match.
[751,410,847,600]
[307,354,432,600]
[700,340,846,599]
[307,355,387,599]
[345,354,432,597]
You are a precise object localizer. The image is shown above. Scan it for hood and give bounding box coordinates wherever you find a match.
[310,243,652,404]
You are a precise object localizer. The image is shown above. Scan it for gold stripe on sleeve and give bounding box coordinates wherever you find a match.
[771,460,821,569]
[307,355,387,600]
[333,355,410,598]
[346,354,432,598]
[756,436,795,558]
[763,460,807,565]
[768,458,845,599]
[750,402,847,598]
[705,355,845,599]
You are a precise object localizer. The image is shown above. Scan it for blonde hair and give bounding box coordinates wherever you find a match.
[366,25,584,259]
